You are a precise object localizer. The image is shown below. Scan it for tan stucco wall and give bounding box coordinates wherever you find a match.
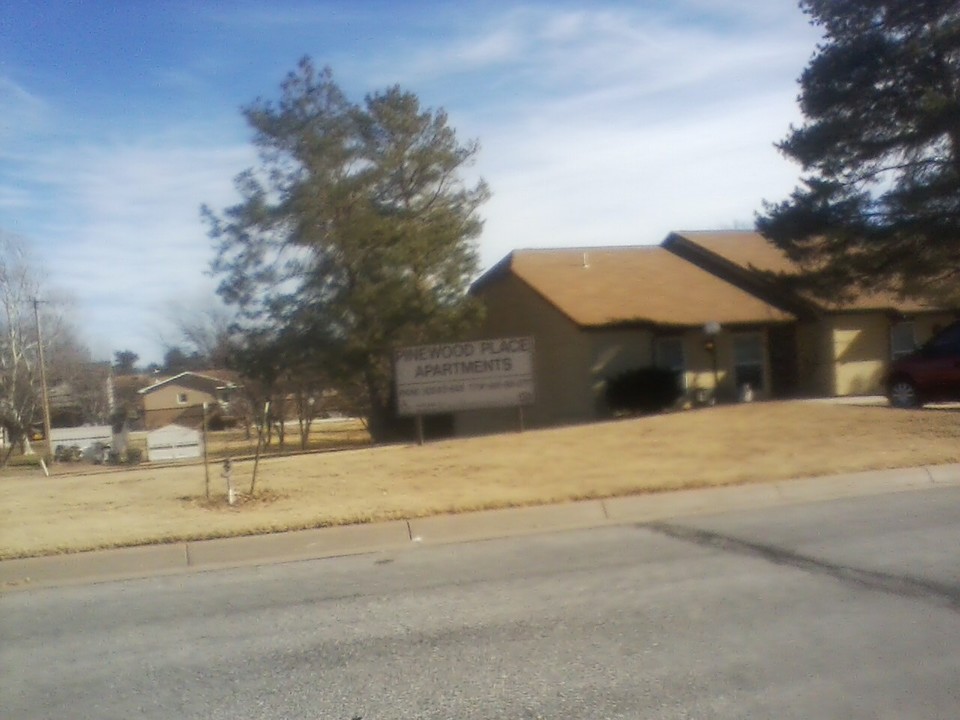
[588,329,654,389]
[592,327,775,406]
[141,384,217,429]
[827,312,956,396]
[795,321,834,396]
[456,267,960,427]
[454,272,787,435]
[675,328,775,400]
[682,330,722,393]
[587,328,656,415]
[454,275,591,435]
[830,314,888,395]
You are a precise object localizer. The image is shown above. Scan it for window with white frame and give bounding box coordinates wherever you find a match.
[732,333,765,395]
[890,321,915,360]
[176,392,188,405]
[654,336,686,390]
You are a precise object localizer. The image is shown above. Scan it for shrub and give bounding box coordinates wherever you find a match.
[54,445,82,462]
[605,366,682,415]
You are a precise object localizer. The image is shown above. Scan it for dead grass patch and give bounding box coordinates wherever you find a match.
[1,402,957,559]
[180,489,287,511]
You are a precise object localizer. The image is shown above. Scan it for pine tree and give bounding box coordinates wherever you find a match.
[205,59,489,440]
[757,0,960,302]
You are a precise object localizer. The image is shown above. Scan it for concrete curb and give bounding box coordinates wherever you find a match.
[2,463,958,592]
[408,500,608,545]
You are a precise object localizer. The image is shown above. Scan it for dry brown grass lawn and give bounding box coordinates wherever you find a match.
[1,402,958,559]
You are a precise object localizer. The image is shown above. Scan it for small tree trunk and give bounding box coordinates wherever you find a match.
[1,441,16,468]
[273,394,285,451]
[296,390,316,450]
[250,401,269,495]
[364,381,410,444]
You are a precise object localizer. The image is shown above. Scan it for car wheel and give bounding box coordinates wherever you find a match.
[888,379,920,408]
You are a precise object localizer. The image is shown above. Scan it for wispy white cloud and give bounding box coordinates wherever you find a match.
[0,76,52,145]
[393,3,821,265]
[16,138,255,359]
[376,4,813,96]
[456,27,525,67]
[0,183,34,209]
[477,85,803,265]
[5,0,822,362]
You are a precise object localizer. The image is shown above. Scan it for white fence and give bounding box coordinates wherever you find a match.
[147,424,203,462]
[50,426,113,448]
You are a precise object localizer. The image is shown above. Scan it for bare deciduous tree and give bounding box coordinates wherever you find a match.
[0,233,43,461]
[161,295,237,370]
[1,232,103,464]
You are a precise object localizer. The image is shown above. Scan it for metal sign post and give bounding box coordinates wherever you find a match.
[201,402,210,499]
[222,457,235,505]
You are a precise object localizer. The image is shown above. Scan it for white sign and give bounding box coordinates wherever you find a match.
[395,337,535,415]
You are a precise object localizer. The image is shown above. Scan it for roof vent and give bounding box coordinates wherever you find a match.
[582,252,589,268]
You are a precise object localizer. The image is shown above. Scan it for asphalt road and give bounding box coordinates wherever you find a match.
[3,486,959,719]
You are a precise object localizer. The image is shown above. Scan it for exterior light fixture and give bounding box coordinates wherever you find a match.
[703,321,721,396]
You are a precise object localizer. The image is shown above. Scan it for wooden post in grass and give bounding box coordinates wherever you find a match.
[202,402,210,499]
[250,401,270,495]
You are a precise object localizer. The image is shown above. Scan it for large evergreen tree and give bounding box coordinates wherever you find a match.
[205,59,489,440]
[757,0,960,301]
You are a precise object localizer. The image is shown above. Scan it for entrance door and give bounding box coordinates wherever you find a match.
[767,324,799,398]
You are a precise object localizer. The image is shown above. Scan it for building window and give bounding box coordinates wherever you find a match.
[733,334,765,394]
[890,321,915,360]
[924,321,960,357]
[177,392,188,405]
[655,336,686,390]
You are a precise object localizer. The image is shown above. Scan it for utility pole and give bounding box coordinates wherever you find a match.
[33,298,54,461]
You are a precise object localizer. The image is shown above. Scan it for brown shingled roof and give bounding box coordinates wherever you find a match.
[669,230,947,314]
[484,246,794,327]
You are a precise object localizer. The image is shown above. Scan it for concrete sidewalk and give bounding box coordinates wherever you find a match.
[3,463,959,592]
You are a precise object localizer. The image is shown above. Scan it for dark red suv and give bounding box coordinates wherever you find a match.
[886,320,960,407]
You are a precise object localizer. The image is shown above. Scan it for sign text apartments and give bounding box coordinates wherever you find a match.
[395,337,535,416]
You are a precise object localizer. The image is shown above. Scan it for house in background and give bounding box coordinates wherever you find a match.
[455,245,795,436]
[663,231,957,397]
[137,371,241,430]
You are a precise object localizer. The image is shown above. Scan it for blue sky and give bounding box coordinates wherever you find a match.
[1,0,821,363]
